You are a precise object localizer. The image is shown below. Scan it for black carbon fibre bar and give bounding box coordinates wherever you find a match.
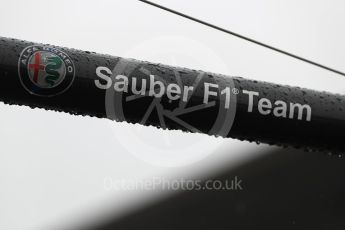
[0,37,344,153]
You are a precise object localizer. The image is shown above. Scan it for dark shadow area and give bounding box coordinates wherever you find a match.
[80,148,345,230]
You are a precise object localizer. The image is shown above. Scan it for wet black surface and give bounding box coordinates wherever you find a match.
[0,37,344,153]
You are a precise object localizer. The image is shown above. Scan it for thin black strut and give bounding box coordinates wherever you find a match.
[138,0,345,77]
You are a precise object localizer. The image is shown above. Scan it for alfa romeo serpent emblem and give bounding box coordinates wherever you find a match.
[18,45,75,96]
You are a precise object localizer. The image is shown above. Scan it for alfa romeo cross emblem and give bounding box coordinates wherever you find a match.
[18,45,75,96]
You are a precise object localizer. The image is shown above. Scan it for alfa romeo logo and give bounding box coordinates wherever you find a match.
[18,45,75,96]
